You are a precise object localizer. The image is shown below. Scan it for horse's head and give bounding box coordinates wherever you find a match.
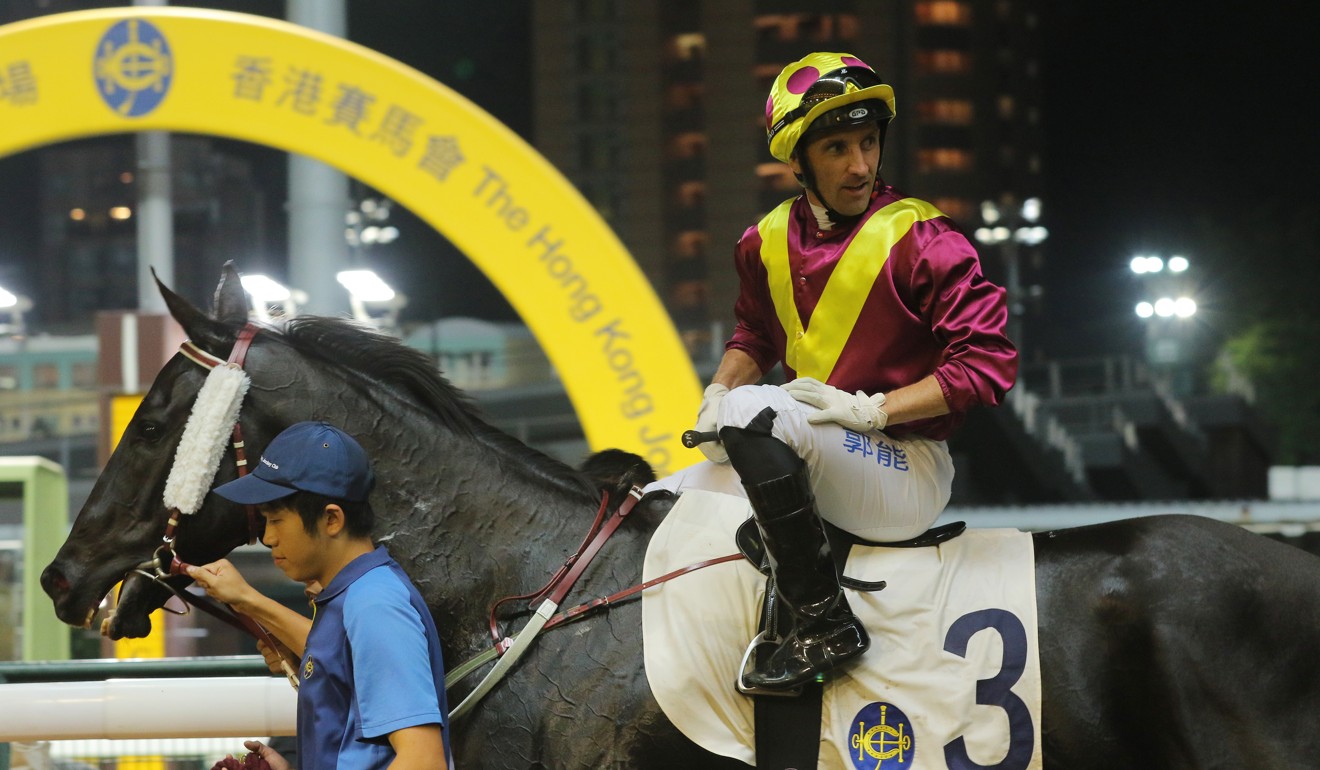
[46,261,613,642]
[41,264,273,639]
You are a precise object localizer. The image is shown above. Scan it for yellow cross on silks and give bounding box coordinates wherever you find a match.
[757,197,945,381]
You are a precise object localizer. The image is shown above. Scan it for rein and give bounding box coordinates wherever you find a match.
[447,487,744,720]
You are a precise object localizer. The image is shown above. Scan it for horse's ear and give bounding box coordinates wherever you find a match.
[212,262,249,326]
[156,268,233,353]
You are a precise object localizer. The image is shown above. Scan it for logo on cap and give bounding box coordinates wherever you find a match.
[849,106,870,119]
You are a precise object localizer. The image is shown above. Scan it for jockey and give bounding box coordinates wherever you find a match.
[681,52,1017,691]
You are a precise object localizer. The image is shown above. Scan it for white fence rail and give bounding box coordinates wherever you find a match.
[0,677,295,743]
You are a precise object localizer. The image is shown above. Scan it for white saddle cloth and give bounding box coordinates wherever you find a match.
[642,489,1043,769]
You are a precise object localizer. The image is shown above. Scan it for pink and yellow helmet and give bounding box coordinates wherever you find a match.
[765,52,896,163]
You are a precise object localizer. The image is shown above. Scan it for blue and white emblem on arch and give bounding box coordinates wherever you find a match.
[849,701,915,770]
[93,18,173,117]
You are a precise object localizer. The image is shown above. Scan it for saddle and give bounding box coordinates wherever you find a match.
[734,517,967,591]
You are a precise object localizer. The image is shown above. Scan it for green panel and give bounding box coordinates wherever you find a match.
[0,457,71,661]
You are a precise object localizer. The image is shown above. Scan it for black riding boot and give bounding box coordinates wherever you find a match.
[723,423,870,691]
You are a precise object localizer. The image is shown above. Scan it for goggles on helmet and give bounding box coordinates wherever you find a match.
[767,66,890,146]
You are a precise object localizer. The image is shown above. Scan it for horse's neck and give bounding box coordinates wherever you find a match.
[350,407,598,595]
[274,355,602,642]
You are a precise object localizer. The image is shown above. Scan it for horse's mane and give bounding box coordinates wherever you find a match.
[271,316,598,501]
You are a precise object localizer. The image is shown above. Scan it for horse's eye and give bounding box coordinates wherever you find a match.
[137,421,163,443]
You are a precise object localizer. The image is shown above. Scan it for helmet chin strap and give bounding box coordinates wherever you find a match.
[796,160,863,230]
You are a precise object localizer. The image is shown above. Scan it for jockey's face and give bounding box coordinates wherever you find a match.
[791,122,881,217]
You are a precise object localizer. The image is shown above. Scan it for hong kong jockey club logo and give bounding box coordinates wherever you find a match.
[93,18,173,118]
[848,701,915,770]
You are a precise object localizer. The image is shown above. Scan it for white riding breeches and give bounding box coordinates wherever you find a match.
[646,384,954,542]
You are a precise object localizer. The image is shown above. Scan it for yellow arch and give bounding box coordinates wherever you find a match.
[0,8,699,475]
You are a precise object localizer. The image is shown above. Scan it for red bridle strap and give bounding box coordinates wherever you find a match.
[226,325,261,544]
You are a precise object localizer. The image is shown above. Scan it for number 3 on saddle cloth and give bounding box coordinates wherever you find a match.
[641,489,1043,770]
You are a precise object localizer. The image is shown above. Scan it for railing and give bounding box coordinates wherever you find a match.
[0,657,293,770]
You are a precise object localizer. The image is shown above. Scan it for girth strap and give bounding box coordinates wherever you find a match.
[753,572,823,769]
[735,517,966,595]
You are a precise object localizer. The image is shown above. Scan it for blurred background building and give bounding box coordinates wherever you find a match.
[533,0,1045,363]
[0,0,1283,515]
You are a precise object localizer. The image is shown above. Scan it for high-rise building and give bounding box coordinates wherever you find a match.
[29,135,276,329]
[532,0,1045,361]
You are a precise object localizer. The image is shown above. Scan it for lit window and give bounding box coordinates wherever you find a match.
[664,83,704,110]
[799,13,859,42]
[997,95,1016,119]
[753,14,809,42]
[673,231,709,258]
[675,181,707,207]
[917,148,974,172]
[915,1,972,26]
[666,132,707,160]
[109,206,132,220]
[917,99,974,125]
[836,14,861,40]
[669,33,706,60]
[916,49,972,75]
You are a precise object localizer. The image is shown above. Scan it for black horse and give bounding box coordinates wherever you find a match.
[42,268,1320,768]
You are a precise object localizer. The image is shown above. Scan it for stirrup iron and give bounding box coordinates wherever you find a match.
[735,631,806,697]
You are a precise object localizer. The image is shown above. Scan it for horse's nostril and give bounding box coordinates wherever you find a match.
[41,563,70,596]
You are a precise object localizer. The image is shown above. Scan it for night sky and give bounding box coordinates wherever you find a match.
[1036,1,1320,356]
[1,2,1316,359]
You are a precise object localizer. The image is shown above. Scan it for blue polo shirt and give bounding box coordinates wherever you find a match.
[298,546,453,768]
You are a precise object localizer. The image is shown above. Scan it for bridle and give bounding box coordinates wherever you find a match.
[115,322,300,687]
[131,323,264,588]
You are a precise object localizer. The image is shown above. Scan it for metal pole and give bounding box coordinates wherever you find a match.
[286,0,352,316]
[134,0,172,313]
[1004,236,1022,354]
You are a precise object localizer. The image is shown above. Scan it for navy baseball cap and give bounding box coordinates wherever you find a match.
[212,421,375,505]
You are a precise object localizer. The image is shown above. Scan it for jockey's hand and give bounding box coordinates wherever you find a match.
[694,383,730,463]
[783,377,888,433]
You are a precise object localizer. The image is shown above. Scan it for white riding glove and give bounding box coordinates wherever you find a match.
[782,377,888,433]
[694,383,730,464]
